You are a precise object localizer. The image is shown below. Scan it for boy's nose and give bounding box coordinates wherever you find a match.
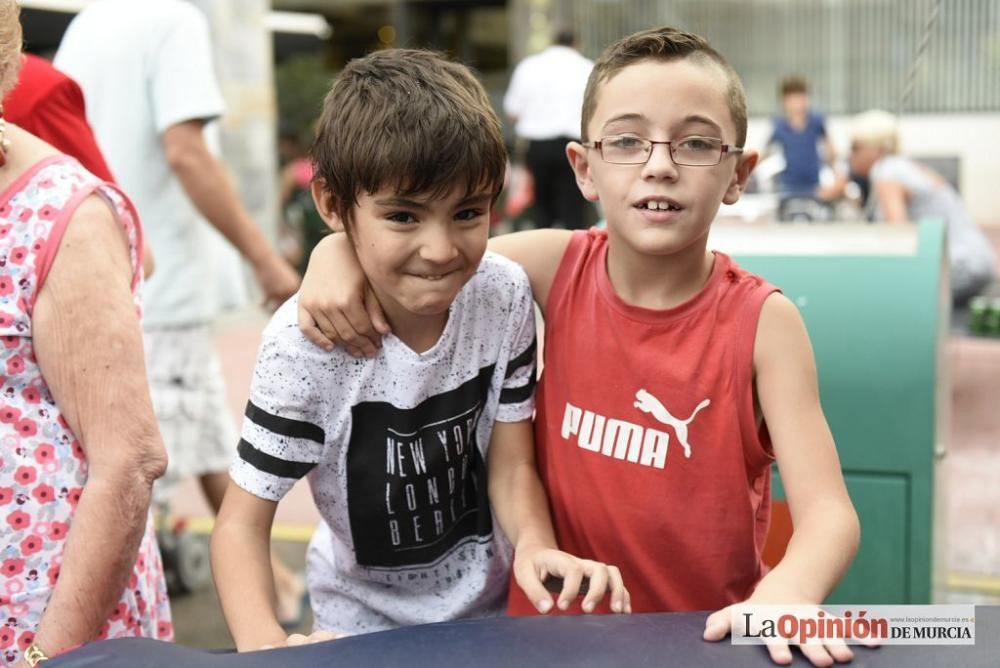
[418,226,460,264]
[642,143,679,181]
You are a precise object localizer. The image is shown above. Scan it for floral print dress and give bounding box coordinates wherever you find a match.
[0,156,172,665]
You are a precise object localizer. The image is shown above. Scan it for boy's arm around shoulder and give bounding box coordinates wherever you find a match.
[296,229,573,352]
[752,293,860,603]
[487,229,572,311]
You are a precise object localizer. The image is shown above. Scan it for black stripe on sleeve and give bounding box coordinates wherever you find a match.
[504,338,537,379]
[237,438,317,479]
[245,401,325,444]
[500,373,537,405]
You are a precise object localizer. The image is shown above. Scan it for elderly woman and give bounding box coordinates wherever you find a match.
[849,109,997,304]
[0,3,171,666]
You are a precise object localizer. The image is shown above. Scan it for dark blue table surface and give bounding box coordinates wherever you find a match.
[48,608,1000,668]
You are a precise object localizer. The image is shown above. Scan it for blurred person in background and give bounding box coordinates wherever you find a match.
[0,2,171,664]
[3,53,113,182]
[3,52,155,278]
[277,126,326,275]
[504,29,593,229]
[849,109,996,304]
[54,0,305,625]
[766,75,835,216]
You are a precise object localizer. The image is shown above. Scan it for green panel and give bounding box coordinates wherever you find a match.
[772,473,909,604]
[734,225,943,475]
[747,220,944,606]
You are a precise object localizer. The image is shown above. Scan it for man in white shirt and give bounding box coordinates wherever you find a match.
[56,0,304,622]
[504,30,593,230]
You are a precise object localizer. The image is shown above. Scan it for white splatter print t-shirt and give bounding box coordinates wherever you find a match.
[230,252,536,634]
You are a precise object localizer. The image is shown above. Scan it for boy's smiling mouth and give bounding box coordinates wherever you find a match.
[634,196,684,220]
[406,266,463,282]
[635,196,683,212]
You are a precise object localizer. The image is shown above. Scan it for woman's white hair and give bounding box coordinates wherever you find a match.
[0,0,22,99]
[851,109,899,153]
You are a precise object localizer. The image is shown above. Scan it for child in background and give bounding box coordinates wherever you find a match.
[296,28,860,667]
[211,49,626,652]
[767,74,835,204]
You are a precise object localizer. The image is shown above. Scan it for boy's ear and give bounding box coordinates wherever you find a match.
[310,180,345,232]
[566,141,600,202]
[723,149,759,206]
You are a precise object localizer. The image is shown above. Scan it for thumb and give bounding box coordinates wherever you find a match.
[703,606,733,641]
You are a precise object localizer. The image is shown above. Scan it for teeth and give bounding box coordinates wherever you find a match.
[641,201,677,211]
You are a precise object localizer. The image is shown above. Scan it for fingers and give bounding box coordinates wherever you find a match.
[365,286,392,336]
[340,306,382,358]
[797,641,835,667]
[603,565,628,614]
[513,560,555,614]
[298,306,337,351]
[284,630,347,648]
[580,562,608,613]
[703,606,733,642]
[295,293,384,357]
[763,631,852,666]
[556,563,585,611]
[516,551,631,614]
[764,639,795,665]
[823,636,854,663]
[327,309,377,358]
[781,640,855,667]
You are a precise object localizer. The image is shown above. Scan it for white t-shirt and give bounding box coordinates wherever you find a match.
[871,155,996,292]
[230,253,537,634]
[55,0,229,328]
[503,46,594,140]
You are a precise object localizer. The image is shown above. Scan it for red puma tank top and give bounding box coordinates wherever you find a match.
[509,228,779,614]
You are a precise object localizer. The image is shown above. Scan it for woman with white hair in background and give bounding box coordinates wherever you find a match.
[0,2,172,665]
[849,109,997,304]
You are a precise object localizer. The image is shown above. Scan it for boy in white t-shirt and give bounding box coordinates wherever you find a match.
[210,49,628,652]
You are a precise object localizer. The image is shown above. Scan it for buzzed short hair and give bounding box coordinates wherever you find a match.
[311,49,506,230]
[580,26,748,147]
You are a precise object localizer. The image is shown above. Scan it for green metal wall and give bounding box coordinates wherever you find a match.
[735,219,947,603]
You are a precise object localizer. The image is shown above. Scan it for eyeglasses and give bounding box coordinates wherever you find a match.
[581,134,744,166]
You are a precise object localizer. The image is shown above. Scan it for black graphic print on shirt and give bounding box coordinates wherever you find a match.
[346,365,495,569]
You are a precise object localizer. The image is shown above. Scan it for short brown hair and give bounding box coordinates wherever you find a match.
[311,49,506,229]
[780,74,809,97]
[580,26,748,147]
[0,0,22,98]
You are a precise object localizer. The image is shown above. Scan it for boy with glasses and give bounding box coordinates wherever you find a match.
[295,28,860,666]
[211,49,626,652]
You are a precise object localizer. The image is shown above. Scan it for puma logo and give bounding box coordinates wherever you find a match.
[633,389,710,459]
